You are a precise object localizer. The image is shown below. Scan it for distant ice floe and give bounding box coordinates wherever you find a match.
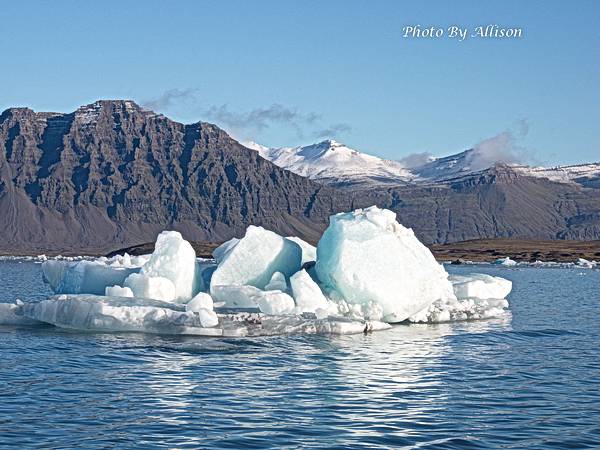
[1,206,513,336]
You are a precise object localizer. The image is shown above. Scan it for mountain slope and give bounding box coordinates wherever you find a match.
[0,101,351,254]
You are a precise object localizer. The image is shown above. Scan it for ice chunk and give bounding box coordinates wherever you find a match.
[210,225,302,292]
[212,238,240,263]
[124,273,176,302]
[409,297,510,323]
[315,206,455,323]
[265,271,288,291]
[285,236,316,265]
[289,269,329,313]
[105,285,134,297]
[138,231,197,302]
[576,258,596,268]
[255,291,296,315]
[450,274,512,300]
[0,300,41,325]
[211,284,295,315]
[186,292,214,312]
[42,260,139,295]
[494,257,517,267]
[24,295,222,335]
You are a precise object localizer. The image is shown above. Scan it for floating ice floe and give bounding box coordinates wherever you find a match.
[410,273,512,323]
[494,257,518,267]
[4,206,513,336]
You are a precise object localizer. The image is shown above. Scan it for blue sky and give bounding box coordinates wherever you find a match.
[0,0,598,164]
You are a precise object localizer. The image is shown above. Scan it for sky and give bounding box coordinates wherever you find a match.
[0,0,598,165]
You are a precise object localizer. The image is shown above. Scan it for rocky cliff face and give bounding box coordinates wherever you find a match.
[0,100,349,254]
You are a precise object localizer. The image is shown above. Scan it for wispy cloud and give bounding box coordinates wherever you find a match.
[141,89,351,141]
[468,119,532,170]
[141,88,198,111]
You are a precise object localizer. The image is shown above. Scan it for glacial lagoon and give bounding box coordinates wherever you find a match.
[1,260,598,448]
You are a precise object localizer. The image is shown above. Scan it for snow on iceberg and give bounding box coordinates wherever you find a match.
[315,206,456,322]
[210,225,302,295]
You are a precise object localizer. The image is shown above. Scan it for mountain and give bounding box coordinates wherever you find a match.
[250,140,600,243]
[244,140,414,188]
[250,141,600,188]
[0,100,352,254]
[1,101,600,254]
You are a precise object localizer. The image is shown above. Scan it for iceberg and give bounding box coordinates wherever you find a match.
[210,225,302,293]
[494,257,517,267]
[16,206,514,337]
[315,206,456,322]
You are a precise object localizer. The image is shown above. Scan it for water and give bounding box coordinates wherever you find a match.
[1,261,599,448]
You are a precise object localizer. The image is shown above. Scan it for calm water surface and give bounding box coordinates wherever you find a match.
[0,261,599,448]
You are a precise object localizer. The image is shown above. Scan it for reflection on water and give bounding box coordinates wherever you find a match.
[1,262,599,448]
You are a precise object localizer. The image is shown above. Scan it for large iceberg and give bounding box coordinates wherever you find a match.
[6,206,513,337]
[210,226,302,295]
[315,206,456,322]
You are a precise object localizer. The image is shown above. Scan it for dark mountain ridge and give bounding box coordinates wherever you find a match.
[0,100,350,254]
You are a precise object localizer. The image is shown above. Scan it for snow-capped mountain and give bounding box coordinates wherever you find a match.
[244,140,414,187]
[512,163,600,187]
[247,140,600,189]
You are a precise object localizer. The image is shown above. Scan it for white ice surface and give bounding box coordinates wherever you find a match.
[136,231,197,302]
[494,257,517,267]
[450,274,512,300]
[105,285,134,297]
[315,206,456,322]
[290,269,330,313]
[124,273,176,302]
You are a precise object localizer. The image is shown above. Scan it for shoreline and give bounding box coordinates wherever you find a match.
[2,238,600,264]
